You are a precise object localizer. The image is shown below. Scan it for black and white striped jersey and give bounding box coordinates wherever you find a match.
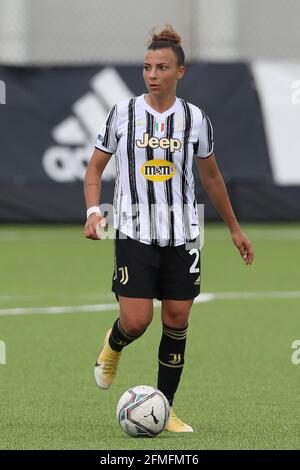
[95,94,214,247]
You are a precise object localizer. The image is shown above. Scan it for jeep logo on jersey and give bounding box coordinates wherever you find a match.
[141,159,176,182]
[136,133,181,153]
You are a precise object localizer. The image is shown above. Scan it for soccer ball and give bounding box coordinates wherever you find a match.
[116,385,170,437]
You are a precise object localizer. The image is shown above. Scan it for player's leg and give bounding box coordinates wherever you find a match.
[117,296,153,337]
[95,230,159,389]
[159,298,192,404]
[108,296,153,354]
[158,299,193,406]
[95,296,153,389]
[158,299,194,432]
[157,242,200,431]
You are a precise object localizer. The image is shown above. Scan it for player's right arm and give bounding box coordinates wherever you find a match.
[84,148,112,240]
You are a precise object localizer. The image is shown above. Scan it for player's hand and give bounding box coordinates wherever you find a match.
[231,230,254,265]
[84,213,107,240]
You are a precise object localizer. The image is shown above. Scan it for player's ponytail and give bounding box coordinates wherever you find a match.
[148,25,185,66]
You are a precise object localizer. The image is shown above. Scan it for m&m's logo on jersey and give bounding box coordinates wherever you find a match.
[136,133,182,153]
[140,159,176,182]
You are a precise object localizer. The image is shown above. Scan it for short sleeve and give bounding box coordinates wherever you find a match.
[194,112,214,158]
[95,105,118,154]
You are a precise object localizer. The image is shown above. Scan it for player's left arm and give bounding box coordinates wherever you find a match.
[196,153,254,265]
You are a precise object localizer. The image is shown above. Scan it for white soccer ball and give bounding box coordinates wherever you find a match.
[116,385,170,437]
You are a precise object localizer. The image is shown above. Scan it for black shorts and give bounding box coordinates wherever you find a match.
[112,230,201,301]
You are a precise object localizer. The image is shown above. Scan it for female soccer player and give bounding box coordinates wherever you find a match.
[84,25,254,432]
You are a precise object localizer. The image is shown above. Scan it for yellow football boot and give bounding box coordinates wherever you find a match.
[165,408,193,432]
[94,329,122,389]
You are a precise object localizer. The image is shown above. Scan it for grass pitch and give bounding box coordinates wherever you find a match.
[0,223,300,450]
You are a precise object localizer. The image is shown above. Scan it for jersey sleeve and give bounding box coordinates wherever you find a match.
[95,105,118,154]
[194,111,214,158]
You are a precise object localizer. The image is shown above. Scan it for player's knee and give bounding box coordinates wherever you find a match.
[122,319,151,337]
[163,312,189,329]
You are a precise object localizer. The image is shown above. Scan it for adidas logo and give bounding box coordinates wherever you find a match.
[194,276,200,286]
[42,67,134,183]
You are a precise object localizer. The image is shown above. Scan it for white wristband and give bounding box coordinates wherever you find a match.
[87,206,101,218]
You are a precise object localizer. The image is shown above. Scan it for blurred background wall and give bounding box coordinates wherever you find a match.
[0,0,300,64]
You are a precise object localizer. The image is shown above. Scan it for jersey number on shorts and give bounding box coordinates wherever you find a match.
[189,249,200,274]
